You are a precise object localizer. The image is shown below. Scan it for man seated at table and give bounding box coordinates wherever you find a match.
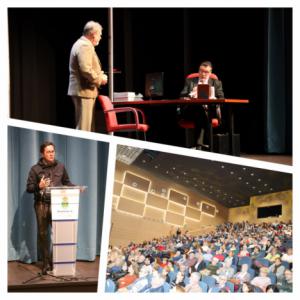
[180,61,224,149]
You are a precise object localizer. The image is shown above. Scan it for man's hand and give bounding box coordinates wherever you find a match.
[101,71,108,85]
[189,86,197,98]
[80,186,87,193]
[39,176,51,189]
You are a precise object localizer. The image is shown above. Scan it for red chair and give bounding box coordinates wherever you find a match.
[179,73,221,149]
[98,95,149,140]
[186,73,218,80]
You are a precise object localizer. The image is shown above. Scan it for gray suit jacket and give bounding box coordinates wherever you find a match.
[68,36,104,98]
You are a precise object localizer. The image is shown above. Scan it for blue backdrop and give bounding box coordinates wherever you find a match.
[8,126,109,262]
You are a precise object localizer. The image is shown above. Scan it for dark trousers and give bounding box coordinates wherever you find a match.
[34,201,52,271]
[181,105,209,145]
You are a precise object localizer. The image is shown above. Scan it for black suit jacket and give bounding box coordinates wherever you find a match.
[180,77,224,99]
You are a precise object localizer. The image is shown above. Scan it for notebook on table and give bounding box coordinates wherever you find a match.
[197,84,210,99]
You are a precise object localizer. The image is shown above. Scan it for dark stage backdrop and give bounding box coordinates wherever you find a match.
[9,8,292,154]
[8,8,109,129]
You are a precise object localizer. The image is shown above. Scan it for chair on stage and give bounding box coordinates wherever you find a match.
[98,95,149,140]
[186,72,218,81]
[178,72,221,150]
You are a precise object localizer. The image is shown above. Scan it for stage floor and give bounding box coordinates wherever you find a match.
[241,154,292,166]
[8,257,99,292]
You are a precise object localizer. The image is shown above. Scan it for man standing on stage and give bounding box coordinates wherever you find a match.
[26,141,74,274]
[68,20,108,131]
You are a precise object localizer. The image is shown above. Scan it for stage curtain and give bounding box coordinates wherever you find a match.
[265,8,292,153]
[8,126,108,262]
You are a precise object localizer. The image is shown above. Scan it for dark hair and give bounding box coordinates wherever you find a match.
[242,282,254,292]
[40,141,55,154]
[200,61,213,69]
[266,284,279,293]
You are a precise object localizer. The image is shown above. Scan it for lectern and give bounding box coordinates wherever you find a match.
[46,186,85,276]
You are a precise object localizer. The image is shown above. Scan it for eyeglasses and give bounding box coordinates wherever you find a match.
[199,69,211,74]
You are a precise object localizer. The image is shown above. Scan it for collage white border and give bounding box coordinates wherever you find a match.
[0,0,299,299]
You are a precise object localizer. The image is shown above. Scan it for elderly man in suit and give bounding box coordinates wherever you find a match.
[68,21,108,131]
[180,61,224,149]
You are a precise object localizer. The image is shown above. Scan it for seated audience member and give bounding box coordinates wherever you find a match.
[179,61,224,149]
[231,263,251,285]
[214,249,225,262]
[224,250,237,266]
[128,272,151,293]
[117,262,139,291]
[206,257,220,276]
[238,245,250,257]
[111,261,129,281]
[250,246,262,260]
[139,256,153,277]
[172,285,186,293]
[171,269,186,288]
[148,271,166,292]
[107,253,125,278]
[210,275,230,292]
[202,240,211,253]
[281,248,293,266]
[158,256,168,268]
[265,247,280,263]
[177,253,187,265]
[203,248,213,262]
[185,251,197,268]
[262,239,274,253]
[191,254,206,272]
[269,257,285,282]
[277,269,293,293]
[172,250,182,262]
[266,284,280,293]
[185,272,202,292]
[217,259,235,279]
[178,263,189,278]
[251,267,272,292]
[241,282,255,293]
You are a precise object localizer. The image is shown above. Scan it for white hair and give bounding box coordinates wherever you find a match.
[83,21,102,36]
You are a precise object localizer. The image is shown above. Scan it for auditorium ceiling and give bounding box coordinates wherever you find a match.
[124,149,292,208]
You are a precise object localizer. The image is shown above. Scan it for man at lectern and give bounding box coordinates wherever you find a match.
[26,141,74,274]
[180,61,224,149]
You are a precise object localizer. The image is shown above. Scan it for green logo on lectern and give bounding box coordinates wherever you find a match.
[61,196,69,208]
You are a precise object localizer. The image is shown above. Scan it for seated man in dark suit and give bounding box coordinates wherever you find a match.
[180,61,224,149]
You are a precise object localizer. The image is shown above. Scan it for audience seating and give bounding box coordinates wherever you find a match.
[106,221,293,293]
[202,275,216,288]
[199,281,208,292]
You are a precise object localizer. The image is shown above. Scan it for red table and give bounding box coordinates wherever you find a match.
[113,99,249,106]
[112,98,249,155]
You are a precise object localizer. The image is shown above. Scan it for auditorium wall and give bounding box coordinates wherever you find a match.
[228,190,292,224]
[110,161,229,246]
